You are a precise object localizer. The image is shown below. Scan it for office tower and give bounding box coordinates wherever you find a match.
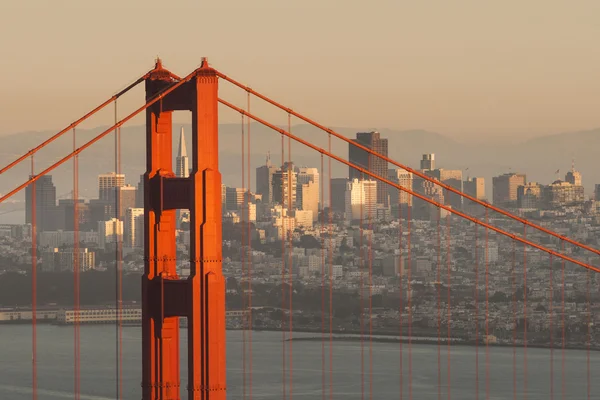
[420,154,435,171]
[136,174,144,208]
[348,131,388,206]
[344,178,377,223]
[225,187,245,211]
[517,182,542,209]
[175,127,190,228]
[492,173,526,207]
[296,167,319,221]
[596,184,600,201]
[272,162,297,209]
[98,172,125,201]
[221,184,227,207]
[297,180,319,221]
[175,127,190,178]
[97,218,123,250]
[428,168,463,209]
[543,181,585,209]
[125,208,144,248]
[388,168,413,206]
[330,178,348,212]
[117,185,137,220]
[255,152,278,205]
[463,177,486,201]
[565,160,582,186]
[25,174,57,232]
[55,198,89,231]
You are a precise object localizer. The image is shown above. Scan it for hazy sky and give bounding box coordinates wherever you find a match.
[1,1,600,142]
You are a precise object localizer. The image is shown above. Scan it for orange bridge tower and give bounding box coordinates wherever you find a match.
[142,58,226,400]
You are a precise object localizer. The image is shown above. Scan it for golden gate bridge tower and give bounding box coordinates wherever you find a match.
[142,58,225,399]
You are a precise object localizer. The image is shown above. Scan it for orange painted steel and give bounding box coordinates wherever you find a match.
[218,98,600,274]
[0,67,197,206]
[142,58,226,400]
[0,74,150,176]
[215,70,600,259]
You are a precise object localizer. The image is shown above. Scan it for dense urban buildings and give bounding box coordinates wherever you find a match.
[348,131,389,206]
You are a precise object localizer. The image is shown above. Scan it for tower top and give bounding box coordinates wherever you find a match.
[148,57,181,82]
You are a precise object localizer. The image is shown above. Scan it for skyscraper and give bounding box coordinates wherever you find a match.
[272,162,297,209]
[492,173,526,207]
[420,154,435,171]
[256,152,278,205]
[349,131,388,206]
[25,175,57,232]
[344,178,377,224]
[296,167,320,221]
[98,172,125,201]
[175,127,189,178]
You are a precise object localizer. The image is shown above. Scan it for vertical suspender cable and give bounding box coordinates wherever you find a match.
[512,239,517,400]
[114,99,123,400]
[485,209,489,400]
[367,154,373,400]
[359,170,364,400]
[560,240,565,400]
[436,209,442,400]
[586,261,591,400]
[399,200,404,400]
[549,253,554,400]
[446,207,451,400]
[241,112,246,400]
[247,92,253,400]
[280,128,286,400]
[407,198,412,400]
[474,221,479,400]
[320,152,326,400]
[523,225,528,400]
[328,132,333,400]
[31,155,38,400]
[73,127,81,400]
[287,113,293,400]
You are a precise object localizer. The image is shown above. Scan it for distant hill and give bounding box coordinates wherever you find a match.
[0,124,598,210]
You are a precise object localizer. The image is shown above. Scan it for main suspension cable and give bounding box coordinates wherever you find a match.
[217,99,599,273]
[215,70,600,258]
[1,67,201,205]
[0,73,150,175]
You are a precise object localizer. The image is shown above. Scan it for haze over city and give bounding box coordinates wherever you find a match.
[2,1,600,141]
[2,2,600,400]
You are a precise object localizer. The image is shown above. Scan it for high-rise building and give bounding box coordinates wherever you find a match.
[517,182,542,209]
[330,178,348,212]
[256,152,278,205]
[296,167,319,221]
[117,185,137,220]
[344,179,377,224]
[463,177,486,201]
[543,181,584,209]
[97,218,123,250]
[175,127,190,179]
[388,168,413,206]
[272,162,297,209]
[420,154,435,171]
[175,127,190,228]
[136,174,144,208]
[225,187,246,211]
[349,131,388,206]
[595,184,600,201]
[98,172,125,201]
[428,168,463,209]
[25,174,57,232]
[492,173,526,207]
[124,208,144,248]
[565,160,582,186]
